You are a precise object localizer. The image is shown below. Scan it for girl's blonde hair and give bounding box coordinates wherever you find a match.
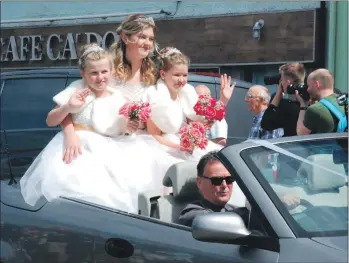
[158,47,190,73]
[110,14,158,85]
[78,43,113,71]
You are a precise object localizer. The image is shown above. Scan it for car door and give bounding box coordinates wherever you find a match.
[33,196,277,263]
[91,212,279,263]
[2,190,279,263]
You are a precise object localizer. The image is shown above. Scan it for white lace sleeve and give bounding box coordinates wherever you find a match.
[91,89,128,137]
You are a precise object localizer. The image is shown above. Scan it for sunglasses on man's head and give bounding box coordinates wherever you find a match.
[200,175,235,186]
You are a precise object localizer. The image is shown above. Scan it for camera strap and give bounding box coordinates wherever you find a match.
[319,98,347,132]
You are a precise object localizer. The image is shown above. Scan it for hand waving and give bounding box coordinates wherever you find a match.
[66,88,90,112]
[219,74,236,105]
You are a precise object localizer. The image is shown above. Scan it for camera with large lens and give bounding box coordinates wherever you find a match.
[264,74,281,85]
[264,74,310,101]
[286,83,310,101]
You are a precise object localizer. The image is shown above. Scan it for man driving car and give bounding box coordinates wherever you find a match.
[178,151,300,228]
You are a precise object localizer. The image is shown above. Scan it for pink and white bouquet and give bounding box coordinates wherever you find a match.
[119,101,151,135]
[179,122,208,153]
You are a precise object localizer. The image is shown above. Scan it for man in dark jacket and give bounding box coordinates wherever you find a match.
[178,151,250,227]
[261,63,306,137]
[178,151,299,228]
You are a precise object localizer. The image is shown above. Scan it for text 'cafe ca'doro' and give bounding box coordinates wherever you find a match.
[1,31,118,63]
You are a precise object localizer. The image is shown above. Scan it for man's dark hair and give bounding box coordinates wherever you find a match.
[197,151,219,177]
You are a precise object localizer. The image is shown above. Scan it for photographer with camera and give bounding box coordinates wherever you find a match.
[296,68,347,135]
[261,63,307,137]
[260,63,308,184]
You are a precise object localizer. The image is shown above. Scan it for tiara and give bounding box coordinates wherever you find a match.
[161,47,182,58]
[81,45,104,57]
[134,16,155,26]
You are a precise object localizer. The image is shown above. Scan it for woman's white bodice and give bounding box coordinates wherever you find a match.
[112,78,152,103]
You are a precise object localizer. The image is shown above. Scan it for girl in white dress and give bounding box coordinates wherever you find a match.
[20,44,134,211]
[143,47,246,209]
[142,47,225,173]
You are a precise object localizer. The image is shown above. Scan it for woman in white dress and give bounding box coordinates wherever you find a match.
[19,44,137,211]
[61,14,159,164]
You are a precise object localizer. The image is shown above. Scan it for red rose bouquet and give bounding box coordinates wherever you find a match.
[179,122,208,153]
[119,101,151,135]
[193,95,226,128]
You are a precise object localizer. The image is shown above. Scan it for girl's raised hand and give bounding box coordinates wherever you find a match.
[67,88,90,111]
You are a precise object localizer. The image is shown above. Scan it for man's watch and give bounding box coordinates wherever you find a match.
[300,106,308,110]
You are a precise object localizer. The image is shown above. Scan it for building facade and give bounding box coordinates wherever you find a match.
[2,1,339,93]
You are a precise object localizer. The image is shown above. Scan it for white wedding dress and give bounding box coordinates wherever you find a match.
[19,82,137,212]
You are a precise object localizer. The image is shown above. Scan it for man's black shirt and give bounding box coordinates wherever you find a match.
[261,99,300,137]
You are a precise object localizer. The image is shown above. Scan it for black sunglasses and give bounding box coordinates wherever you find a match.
[200,175,235,186]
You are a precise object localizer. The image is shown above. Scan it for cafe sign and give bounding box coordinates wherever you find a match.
[0,31,119,62]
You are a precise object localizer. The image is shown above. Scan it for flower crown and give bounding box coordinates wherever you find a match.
[160,47,182,58]
[134,16,155,26]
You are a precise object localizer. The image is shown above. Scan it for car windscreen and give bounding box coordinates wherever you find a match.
[240,137,348,238]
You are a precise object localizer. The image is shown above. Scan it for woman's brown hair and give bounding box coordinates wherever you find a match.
[110,14,158,85]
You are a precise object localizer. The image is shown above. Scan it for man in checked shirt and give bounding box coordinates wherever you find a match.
[245,85,284,140]
[245,85,284,180]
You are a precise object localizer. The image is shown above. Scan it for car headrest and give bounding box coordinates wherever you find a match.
[297,154,347,191]
[163,161,200,200]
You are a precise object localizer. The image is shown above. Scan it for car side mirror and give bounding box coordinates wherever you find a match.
[191,212,280,252]
[192,213,251,242]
